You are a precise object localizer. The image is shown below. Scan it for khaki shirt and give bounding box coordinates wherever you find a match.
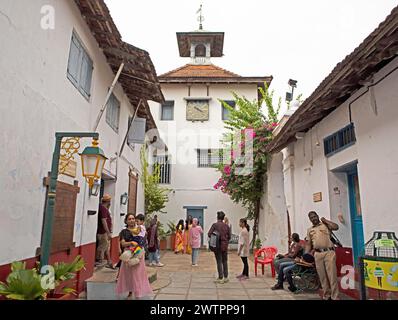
[307,222,333,250]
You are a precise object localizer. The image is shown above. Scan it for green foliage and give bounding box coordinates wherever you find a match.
[157,221,172,240]
[255,238,262,249]
[166,221,177,234]
[140,145,170,215]
[0,257,85,300]
[0,266,46,300]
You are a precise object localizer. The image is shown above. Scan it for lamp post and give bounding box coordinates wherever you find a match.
[40,132,107,270]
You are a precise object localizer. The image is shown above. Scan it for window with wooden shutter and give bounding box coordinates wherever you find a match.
[41,178,80,254]
[106,93,120,133]
[67,32,93,100]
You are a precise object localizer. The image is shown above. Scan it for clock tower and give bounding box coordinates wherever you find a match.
[176,5,224,65]
[149,5,272,246]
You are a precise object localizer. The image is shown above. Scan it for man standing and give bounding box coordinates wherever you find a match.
[96,194,114,268]
[306,211,339,300]
[208,211,231,284]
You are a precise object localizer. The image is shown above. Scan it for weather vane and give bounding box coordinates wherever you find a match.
[196,4,204,30]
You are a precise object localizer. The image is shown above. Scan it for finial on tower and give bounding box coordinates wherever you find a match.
[196,4,204,30]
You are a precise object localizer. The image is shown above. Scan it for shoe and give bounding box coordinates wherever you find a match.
[156,263,164,267]
[239,275,249,281]
[105,263,116,270]
[223,277,229,283]
[192,264,199,267]
[288,286,297,293]
[236,274,244,279]
[214,278,225,284]
[271,284,284,290]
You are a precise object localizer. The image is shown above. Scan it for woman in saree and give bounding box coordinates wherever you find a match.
[183,217,193,254]
[174,219,184,254]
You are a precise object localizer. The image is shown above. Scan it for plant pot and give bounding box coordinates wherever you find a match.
[47,293,76,300]
[159,239,167,250]
[170,233,176,250]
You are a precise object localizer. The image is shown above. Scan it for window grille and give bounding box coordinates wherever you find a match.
[324,123,356,157]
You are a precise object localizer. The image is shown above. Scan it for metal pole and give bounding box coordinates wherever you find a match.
[40,132,99,270]
[359,256,367,300]
[93,63,125,132]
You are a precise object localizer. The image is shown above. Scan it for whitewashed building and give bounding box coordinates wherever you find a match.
[149,23,272,242]
[0,0,164,293]
[263,5,398,297]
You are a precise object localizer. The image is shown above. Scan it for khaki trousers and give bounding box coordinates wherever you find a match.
[96,233,110,262]
[314,250,339,300]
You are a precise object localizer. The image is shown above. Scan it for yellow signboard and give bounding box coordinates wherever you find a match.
[364,259,398,292]
[58,158,77,178]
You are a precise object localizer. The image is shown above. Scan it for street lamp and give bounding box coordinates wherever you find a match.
[80,138,107,188]
[286,79,298,102]
[40,132,107,270]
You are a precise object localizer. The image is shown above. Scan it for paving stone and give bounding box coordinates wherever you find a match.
[187,295,219,300]
[155,294,186,300]
[158,287,189,295]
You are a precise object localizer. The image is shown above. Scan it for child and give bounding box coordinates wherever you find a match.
[119,226,145,267]
[189,218,203,266]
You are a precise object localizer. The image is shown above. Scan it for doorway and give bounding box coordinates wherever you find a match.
[186,207,205,246]
[347,167,365,266]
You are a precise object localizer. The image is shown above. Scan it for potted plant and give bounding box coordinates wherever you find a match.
[157,222,168,250]
[0,256,85,300]
[167,221,176,250]
[253,238,262,256]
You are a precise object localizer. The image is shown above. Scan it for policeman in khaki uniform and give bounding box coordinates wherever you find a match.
[306,211,339,300]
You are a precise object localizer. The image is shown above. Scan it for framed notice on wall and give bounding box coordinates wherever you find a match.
[313,192,322,202]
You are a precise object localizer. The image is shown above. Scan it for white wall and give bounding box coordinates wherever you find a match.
[149,83,258,240]
[259,152,288,253]
[281,56,398,249]
[0,0,146,264]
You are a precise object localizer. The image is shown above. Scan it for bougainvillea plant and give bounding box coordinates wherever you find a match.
[214,83,281,247]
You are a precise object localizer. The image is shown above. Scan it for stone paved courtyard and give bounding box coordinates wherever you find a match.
[150,250,321,300]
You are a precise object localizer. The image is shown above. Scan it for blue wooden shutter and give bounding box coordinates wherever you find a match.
[127,117,146,144]
[67,34,82,86]
[80,51,93,98]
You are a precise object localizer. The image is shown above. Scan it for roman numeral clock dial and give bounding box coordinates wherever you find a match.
[186,100,209,121]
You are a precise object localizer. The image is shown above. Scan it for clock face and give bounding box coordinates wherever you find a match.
[186,100,209,121]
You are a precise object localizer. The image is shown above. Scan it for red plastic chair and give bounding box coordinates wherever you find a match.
[254,246,278,277]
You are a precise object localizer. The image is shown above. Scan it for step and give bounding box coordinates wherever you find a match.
[85,266,157,300]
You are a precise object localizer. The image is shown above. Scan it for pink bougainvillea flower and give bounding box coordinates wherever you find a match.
[223,165,231,175]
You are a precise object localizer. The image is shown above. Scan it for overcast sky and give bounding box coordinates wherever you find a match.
[105,0,397,114]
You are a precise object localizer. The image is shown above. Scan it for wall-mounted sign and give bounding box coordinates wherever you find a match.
[313,192,322,202]
[58,159,77,178]
[364,258,398,292]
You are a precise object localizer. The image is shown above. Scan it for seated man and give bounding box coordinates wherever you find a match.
[286,253,316,293]
[271,252,315,293]
[273,233,304,273]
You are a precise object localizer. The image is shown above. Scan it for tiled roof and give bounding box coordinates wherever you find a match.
[160,64,240,78]
[267,4,398,153]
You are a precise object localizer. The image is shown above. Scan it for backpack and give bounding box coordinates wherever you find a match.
[209,228,220,252]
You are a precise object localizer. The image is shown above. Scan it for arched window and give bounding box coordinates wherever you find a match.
[195,44,206,57]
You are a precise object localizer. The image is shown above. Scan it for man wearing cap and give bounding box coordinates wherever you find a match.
[306,211,339,300]
[96,194,114,268]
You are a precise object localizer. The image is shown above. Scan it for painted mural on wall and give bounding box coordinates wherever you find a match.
[364,259,398,291]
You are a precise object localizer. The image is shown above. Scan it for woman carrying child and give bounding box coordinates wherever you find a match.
[116,213,153,299]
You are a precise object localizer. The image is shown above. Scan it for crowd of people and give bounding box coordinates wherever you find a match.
[96,194,341,300]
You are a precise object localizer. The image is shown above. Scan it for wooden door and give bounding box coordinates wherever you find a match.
[128,171,138,215]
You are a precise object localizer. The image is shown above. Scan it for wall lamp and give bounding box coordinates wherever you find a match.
[120,192,128,205]
[89,179,101,197]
